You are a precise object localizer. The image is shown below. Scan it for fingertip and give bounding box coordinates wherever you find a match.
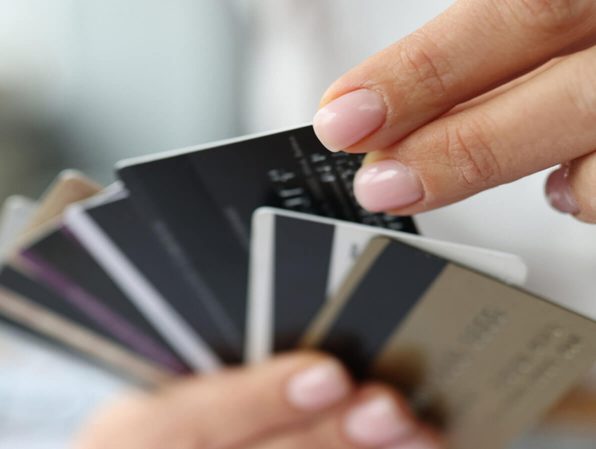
[545,166,580,215]
[281,352,354,412]
[563,155,596,224]
[357,383,416,421]
[354,159,424,213]
[313,89,387,153]
[343,385,418,448]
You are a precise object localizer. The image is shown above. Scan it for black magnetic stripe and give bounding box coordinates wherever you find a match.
[273,215,334,352]
[317,239,447,378]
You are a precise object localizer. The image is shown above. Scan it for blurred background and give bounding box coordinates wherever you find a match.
[0,1,595,448]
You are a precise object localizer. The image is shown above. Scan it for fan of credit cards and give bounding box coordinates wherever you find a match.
[1,125,595,449]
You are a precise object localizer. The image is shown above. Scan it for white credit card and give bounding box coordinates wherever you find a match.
[247,207,528,363]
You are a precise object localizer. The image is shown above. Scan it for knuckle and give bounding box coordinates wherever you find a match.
[399,31,454,102]
[443,117,502,189]
[506,0,588,34]
[567,51,596,125]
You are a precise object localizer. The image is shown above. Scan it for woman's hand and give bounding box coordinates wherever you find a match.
[313,0,596,223]
[75,352,442,449]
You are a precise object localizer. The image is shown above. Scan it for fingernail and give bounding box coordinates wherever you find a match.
[286,361,350,411]
[313,89,387,152]
[546,167,580,215]
[345,396,414,447]
[354,160,423,212]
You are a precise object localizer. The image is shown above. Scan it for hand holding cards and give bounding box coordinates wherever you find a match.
[1,125,595,448]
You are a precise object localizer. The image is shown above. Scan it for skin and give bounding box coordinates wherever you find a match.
[75,353,442,449]
[316,0,596,222]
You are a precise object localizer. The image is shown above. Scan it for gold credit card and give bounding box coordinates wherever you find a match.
[303,237,596,449]
[15,170,102,250]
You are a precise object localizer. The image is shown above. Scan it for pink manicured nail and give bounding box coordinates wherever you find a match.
[286,361,350,411]
[354,160,423,212]
[344,396,414,447]
[546,167,580,215]
[313,89,387,152]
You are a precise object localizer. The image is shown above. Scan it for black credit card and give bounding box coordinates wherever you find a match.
[117,125,418,358]
[0,279,170,385]
[65,187,230,368]
[14,227,191,373]
[0,265,117,342]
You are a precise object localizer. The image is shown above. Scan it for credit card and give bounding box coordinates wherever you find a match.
[247,208,527,362]
[303,237,596,449]
[65,185,224,370]
[117,125,418,359]
[1,172,104,345]
[18,170,101,244]
[0,266,173,384]
[0,283,170,386]
[11,226,191,374]
[0,173,173,383]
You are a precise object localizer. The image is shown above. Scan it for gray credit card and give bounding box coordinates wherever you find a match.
[303,236,596,449]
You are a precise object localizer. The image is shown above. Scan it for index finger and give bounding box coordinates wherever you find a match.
[352,46,596,214]
[313,0,596,153]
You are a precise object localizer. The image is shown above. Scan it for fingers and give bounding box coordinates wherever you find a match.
[545,165,581,216]
[445,57,566,117]
[249,385,443,449]
[352,45,596,214]
[449,35,596,116]
[75,354,444,449]
[75,352,354,449]
[546,151,596,223]
[314,0,596,153]
[566,154,596,224]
